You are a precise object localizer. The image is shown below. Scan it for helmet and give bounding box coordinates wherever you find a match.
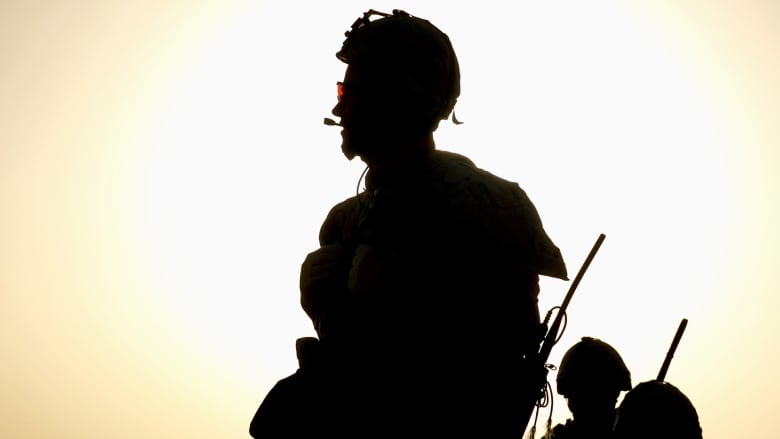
[556,337,632,397]
[614,380,702,439]
[335,9,460,131]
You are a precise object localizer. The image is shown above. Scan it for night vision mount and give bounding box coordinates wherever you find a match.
[343,9,410,38]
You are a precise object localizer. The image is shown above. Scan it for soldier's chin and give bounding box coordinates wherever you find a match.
[340,142,358,160]
[340,129,373,161]
[338,129,353,160]
[340,127,393,161]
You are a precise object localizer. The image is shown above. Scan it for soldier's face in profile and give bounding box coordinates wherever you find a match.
[331,65,390,159]
[332,66,359,124]
[566,387,621,420]
[332,65,366,158]
[332,64,425,161]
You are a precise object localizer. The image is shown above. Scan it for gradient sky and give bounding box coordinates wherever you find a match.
[1,1,778,438]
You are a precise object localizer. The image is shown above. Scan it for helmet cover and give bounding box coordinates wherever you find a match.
[556,337,632,396]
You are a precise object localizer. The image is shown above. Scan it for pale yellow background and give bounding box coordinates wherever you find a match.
[1,1,777,438]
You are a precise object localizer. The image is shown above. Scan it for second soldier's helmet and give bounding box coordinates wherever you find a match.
[335,9,460,131]
[556,336,632,397]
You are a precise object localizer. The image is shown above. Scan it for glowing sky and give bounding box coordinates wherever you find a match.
[1,1,778,438]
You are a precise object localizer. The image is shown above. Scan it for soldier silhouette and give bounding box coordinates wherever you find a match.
[250,9,568,438]
[613,380,703,439]
[550,337,632,439]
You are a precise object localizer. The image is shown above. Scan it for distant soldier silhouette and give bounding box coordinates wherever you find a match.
[613,380,703,439]
[250,9,568,438]
[550,337,632,439]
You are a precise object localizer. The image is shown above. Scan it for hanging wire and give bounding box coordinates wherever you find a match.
[528,305,569,439]
[542,378,555,439]
[355,165,370,209]
[554,311,568,345]
[541,306,568,346]
[528,379,557,439]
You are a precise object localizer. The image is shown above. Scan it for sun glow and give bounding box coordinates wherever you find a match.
[2,1,775,438]
[138,0,742,430]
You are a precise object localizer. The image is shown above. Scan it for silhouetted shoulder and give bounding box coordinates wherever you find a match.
[317,193,368,247]
[428,150,568,280]
[550,419,576,439]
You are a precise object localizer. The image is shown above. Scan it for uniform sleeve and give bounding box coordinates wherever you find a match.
[495,182,568,280]
[443,169,568,281]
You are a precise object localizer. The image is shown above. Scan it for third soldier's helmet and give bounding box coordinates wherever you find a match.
[335,9,461,131]
[614,380,703,439]
[557,336,632,397]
